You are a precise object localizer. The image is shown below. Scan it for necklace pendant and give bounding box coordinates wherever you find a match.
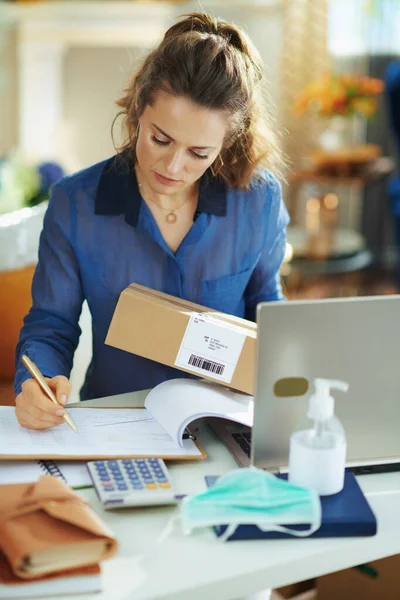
[166,212,177,224]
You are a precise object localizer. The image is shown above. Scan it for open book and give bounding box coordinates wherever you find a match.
[0,380,253,460]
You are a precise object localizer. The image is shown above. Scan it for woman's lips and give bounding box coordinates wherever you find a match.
[154,172,180,185]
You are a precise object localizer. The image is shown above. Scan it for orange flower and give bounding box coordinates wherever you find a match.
[293,72,384,118]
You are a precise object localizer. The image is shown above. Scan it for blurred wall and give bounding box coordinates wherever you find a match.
[63,46,144,168]
[0,26,18,156]
[0,2,283,170]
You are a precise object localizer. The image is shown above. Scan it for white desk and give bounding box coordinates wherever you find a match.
[60,390,400,600]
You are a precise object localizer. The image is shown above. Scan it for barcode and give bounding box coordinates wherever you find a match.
[188,354,225,375]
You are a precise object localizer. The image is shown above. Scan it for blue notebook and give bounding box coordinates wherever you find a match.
[205,471,377,541]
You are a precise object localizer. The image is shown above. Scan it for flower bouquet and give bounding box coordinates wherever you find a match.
[294,72,384,119]
[0,152,65,216]
[294,73,385,172]
[0,152,65,270]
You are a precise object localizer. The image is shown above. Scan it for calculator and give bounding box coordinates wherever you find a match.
[87,458,178,509]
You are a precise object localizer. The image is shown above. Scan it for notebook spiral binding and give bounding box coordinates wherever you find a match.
[37,460,67,483]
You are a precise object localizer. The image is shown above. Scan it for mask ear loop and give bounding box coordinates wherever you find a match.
[258,493,322,538]
[220,494,322,541]
[219,522,240,542]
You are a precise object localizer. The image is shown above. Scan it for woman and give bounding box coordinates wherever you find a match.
[14,12,289,429]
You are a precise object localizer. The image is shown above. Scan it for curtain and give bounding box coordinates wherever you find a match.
[278,0,331,210]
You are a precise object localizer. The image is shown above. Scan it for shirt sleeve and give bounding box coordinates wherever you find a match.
[244,174,290,321]
[14,181,84,395]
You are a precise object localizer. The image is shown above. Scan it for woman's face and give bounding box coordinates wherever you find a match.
[135,90,228,196]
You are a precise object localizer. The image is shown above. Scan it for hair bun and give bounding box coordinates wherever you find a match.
[166,13,263,82]
[163,12,218,40]
[172,13,251,54]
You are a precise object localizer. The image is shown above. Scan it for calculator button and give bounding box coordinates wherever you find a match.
[118,484,128,490]
[146,483,157,489]
[132,483,144,489]
[103,486,115,491]
[159,482,171,488]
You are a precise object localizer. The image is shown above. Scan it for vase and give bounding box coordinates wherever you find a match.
[318,116,366,152]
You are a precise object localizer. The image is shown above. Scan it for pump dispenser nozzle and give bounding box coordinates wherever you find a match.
[315,379,349,395]
[308,378,349,422]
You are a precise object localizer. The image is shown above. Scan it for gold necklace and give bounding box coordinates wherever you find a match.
[138,182,191,224]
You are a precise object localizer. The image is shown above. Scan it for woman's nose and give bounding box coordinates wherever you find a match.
[164,150,185,176]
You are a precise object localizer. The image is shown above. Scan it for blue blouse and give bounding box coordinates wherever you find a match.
[14,153,289,400]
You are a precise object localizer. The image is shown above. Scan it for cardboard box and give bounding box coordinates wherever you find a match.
[274,581,316,599]
[317,555,400,600]
[274,556,400,600]
[105,284,256,395]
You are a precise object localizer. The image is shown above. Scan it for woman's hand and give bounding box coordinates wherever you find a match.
[15,375,71,430]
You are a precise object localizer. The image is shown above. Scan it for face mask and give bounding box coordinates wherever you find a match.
[181,467,321,541]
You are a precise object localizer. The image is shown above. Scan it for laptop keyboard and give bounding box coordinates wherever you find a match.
[231,431,252,458]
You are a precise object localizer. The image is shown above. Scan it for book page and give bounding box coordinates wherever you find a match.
[145,379,254,447]
[0,407,201,459]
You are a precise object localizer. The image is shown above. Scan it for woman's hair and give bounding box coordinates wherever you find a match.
[115,12,283,188]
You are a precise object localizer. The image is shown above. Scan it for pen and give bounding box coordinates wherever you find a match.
[21,355,78,433]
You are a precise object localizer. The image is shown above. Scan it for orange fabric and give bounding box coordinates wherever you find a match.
[0,266,35,380]
[0,476,118,579]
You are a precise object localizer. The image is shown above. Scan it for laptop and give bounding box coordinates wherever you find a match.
[210,295,400,474]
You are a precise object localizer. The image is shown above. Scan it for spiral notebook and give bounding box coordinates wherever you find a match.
[0,460,92,490]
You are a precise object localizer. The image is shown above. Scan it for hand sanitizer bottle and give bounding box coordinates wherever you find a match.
[288,378,349,496]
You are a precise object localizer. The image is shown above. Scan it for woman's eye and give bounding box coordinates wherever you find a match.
[191,151,208,160]
[151,135,208,160]
[151,136,169,146]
